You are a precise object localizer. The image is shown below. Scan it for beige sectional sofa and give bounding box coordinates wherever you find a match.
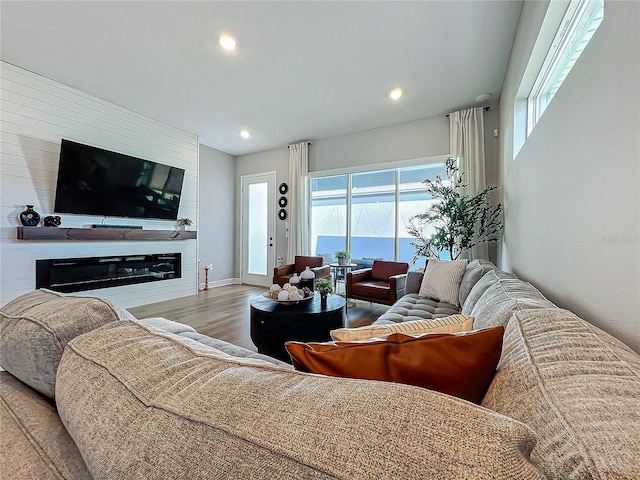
[1,262,639,479]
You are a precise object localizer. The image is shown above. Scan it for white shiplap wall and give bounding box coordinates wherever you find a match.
[0,62,199,308]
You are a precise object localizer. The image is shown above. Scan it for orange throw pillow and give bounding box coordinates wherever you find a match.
[285,326,504,404]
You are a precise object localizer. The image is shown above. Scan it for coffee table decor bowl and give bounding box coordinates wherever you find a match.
[264,284,314,305]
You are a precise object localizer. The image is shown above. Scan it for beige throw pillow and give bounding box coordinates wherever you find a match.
[419,258,469,306]
[330,314,474,341]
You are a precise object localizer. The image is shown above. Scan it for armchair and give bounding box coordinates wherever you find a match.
[273,255,331,286]
[346,260,410,305]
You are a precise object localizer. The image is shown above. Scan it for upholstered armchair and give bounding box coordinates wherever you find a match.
[273,255,331,286]
[346,260,410,305]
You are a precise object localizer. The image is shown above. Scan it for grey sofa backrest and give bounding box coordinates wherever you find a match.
[405,259,498,300]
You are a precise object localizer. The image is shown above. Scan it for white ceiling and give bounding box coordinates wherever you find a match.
[0,1,522,156]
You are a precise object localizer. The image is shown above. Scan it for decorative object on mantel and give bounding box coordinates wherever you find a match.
[43,216,61,227]
[314,278,334,306]
[19,205,41,226]
[334,250,350,266]
[407,156,503,262]
[176,218,193,231]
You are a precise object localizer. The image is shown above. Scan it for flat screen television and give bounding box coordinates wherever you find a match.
[54,140,185,221]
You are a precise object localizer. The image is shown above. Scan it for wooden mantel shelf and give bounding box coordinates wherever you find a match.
[16,227,197,241]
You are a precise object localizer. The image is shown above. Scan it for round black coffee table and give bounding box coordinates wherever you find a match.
[250,294,346,363]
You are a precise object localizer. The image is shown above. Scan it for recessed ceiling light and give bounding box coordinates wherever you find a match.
[389,88,403,100]
[240,129,250,139]
[476,93,491,102]
[219,34,237,52]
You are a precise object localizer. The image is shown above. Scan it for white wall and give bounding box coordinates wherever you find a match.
[0,62,199,308]
[198,144,236,286]
[499,1,640,351]
[308,116,449,172]
[233,113,500,276]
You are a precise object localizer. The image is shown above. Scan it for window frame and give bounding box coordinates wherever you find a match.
[308,155,448,264]
[527,0,604,135]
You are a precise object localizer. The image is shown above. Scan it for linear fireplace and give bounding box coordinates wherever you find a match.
[36,253,182,293]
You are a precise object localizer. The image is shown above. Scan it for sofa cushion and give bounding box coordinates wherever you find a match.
[461,269,518,315]
[56,321,544,479]
[419,259,468,306]
[0,289,133,398]
[135,316,197,334]
[350,279,392,298]
[458,259,497,307]
[375,293,460,324]
[330,314,474,341]
[370,260,409,281]
[482,309,640,479]
[0,371,92,479]
[287,327,504,404]
[178,331,292,367]
[470,278,555,329]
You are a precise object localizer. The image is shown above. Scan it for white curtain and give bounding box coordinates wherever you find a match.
[287,142,310,262]
[450,107,488,260]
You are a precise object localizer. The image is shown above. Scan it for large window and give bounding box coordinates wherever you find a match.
[310,162,445,266]
[527,0,603,134]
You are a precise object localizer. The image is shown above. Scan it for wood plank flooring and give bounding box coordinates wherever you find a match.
[129,284,389,351]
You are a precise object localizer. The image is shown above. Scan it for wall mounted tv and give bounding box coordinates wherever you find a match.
[54,140,185,221]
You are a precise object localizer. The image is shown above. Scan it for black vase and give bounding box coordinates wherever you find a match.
[19,205,40,226]
[320,293,328,307]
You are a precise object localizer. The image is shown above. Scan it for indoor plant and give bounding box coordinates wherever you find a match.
[334,250,350,266]
[176,218,193,231]
[314,278,333,305]
[407,156,503,262]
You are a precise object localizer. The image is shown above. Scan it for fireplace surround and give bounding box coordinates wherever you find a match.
[36,253,181,293]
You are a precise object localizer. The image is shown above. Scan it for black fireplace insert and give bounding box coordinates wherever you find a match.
[36,253,181,293]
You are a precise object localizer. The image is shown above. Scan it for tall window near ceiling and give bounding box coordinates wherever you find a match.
[310,162,446,265]
[527,0,604,135]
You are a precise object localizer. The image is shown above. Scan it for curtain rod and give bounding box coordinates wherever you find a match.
[445,106,490,117]
[287,142,312,148]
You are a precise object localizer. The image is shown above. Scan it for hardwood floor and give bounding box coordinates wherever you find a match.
[128,284,389,351]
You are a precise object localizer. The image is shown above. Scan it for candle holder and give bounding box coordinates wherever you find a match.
[203,265,210,291]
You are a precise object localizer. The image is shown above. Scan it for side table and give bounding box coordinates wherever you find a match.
[250,294,346,363]
[328,263,358,295]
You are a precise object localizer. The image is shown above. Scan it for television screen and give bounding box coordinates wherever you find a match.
[54,140,185,220]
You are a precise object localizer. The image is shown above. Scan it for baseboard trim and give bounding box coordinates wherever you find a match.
[199,278,241,290]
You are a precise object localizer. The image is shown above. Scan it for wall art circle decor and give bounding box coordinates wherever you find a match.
[279,183,289,195]
[278,196,288,208]
[278,209,288,220]
[19,205,41,226]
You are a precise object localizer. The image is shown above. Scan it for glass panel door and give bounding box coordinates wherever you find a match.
[241,172,276,286]
[247,183,268,275]
[350,169,395,263]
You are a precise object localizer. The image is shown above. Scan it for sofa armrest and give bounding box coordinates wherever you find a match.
[312,265,330,280]
[273,264,294,284]
[405,271,425,295]
[389,273,408,302]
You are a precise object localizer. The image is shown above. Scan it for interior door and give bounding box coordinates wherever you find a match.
[241,172,276,286]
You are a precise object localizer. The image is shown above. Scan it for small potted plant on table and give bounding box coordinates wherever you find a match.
[176,218,193,231]
[314,278,333,306]
[334,250,350,266]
